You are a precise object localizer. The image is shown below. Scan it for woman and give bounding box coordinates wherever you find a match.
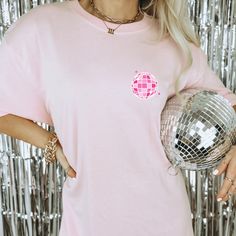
[1,0,236,235]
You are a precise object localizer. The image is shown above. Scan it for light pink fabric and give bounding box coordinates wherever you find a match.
[1,1,236,235]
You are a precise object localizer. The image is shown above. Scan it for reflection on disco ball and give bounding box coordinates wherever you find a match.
[160,88,236,171]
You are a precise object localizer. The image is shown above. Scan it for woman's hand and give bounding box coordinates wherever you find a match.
[213,145,236,203]
[55,142,77,178]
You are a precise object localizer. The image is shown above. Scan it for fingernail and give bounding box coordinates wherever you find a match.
[71,173,76,178]
[72,170,77,178]
[217,197,222,202]
[213,169,219,175]
[68,169,76,178]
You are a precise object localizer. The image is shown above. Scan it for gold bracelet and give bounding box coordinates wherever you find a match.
[43,131,59,163]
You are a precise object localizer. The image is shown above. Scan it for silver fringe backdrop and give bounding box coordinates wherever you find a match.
[0,0,235,235]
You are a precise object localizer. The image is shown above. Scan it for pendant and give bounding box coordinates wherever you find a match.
[108,28,115,34]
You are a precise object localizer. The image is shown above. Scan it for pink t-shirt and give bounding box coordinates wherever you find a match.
[1,0,236,235]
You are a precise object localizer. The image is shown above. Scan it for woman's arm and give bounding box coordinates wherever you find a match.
[0,114,76,178]
[0,113,53,148]
[184,45,236,107]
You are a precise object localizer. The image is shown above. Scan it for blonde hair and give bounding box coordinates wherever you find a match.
[140,0,201,102]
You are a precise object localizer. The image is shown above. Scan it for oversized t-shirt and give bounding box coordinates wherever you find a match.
[1,0,236,235]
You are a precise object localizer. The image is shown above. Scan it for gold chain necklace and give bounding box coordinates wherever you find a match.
[89,0,142,34]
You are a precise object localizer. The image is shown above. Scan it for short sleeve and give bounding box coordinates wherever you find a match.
[0,9,53,125]
[185,46,236,107]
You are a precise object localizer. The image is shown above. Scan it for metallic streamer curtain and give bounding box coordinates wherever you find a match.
[0,0,235,235]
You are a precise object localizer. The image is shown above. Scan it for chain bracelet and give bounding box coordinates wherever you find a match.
[43,131,59,163]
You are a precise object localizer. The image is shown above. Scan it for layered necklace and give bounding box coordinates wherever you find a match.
[88,0,143,34]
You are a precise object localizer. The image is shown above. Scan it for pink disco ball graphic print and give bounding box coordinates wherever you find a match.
[131,71,160,99]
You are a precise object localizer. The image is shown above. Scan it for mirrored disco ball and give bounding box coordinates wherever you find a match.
[160,88,236,171]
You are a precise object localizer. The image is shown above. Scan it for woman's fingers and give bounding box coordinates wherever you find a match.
[221,183,236,202]
[55,143,76,178]
[215,150,236,202]
[216,176,234,202]
[213,146,236,176]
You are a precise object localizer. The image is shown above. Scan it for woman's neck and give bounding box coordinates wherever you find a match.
[80,0,140,21]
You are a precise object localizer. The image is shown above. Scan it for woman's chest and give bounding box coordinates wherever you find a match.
[40,34,180,118]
